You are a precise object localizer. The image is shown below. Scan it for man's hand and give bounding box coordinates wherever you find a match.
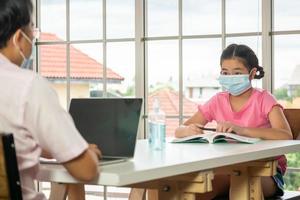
[88,144,102,160]
[41,150,52,159]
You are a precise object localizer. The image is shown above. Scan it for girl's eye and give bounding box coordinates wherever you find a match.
[234,72,242,75]
[221,71,228,75]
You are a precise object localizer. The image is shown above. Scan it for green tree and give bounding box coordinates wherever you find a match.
[124,85,135,96]
[274,88,292,101]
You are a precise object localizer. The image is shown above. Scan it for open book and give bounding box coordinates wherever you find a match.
[171,132,261,144]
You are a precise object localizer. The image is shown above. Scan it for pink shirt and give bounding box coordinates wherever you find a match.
[0,53,88,199]
[198,88,287,174]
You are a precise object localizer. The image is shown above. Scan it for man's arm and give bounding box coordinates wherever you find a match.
[62,148,99,182]
[23,76,101,181]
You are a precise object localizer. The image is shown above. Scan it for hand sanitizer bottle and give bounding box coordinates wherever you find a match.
[148,97,166,150]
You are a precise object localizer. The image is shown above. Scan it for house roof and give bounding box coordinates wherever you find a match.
[288,65,300,85]
[39,33,124,81]
[148,88,198,136]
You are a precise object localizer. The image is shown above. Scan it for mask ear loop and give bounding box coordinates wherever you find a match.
[13,33,26,61]
[248,68,257,79]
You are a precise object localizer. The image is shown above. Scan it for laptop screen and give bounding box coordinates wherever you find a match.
[69,98,142,158]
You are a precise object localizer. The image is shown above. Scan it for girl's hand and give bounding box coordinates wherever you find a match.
[183,124,204,136]
[216,121,244,135]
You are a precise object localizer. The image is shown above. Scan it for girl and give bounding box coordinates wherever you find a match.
[175,44,292,199]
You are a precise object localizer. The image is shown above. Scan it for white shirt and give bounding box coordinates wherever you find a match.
[0,53,88,200]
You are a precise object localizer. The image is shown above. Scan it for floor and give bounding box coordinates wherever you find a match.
[41,182,130,200]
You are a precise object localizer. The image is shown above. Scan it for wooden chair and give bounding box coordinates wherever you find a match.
[0,133,22,200]
[283,109,300,140]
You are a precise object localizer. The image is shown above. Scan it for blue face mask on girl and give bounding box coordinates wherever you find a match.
[217,74,252,96]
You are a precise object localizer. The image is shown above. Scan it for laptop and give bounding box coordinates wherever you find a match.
[41,98,142,166]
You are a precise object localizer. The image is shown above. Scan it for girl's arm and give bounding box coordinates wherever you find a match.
[175,111,208,138]
[219,106,293,140]
[241,106,292,139]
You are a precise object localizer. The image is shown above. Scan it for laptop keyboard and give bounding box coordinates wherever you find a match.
[100,157,123,161]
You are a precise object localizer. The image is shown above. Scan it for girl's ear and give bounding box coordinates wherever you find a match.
[250,68,257,80]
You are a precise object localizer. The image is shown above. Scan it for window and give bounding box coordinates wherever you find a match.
[226,0,262,33]
[273,0,300,109]
[147,0,178,37]
[182,0,221,35]
[272,0,300,191]
[273,0,300,31]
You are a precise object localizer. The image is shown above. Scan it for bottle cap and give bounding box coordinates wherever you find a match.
[153,97,160,112]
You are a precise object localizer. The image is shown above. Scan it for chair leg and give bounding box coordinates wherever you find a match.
[49,183,68,200]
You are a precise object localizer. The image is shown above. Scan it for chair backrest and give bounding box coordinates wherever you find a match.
[283,109,300,140]
[0,133,22,200]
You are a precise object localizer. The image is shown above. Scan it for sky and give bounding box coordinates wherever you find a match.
[40,0,300,90]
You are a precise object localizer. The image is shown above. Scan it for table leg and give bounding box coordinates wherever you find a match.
[216,160,276,200]
[249,177,264,200]
[49,183,68,200]
[129,188,146,200]
[147,189,159,200]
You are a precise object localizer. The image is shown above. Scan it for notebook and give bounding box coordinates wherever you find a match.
[41,98,143,166]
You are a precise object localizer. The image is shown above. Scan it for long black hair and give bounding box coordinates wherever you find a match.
[220,44,265,79]
[0,0,33,49]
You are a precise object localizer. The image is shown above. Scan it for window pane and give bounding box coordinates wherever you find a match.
[39,44,67,108]
[107,0,134,39]
[274,0,300,31]
[226,36,262,88]
[183,0,221,35]
[147,0,178,36]
[147,40,179,138]
[70,0,102,40]
[40,1,66,41]
[147,40,179,117]
[183,39,221,116]
[107,42,135,97]
[273,35,300,108]
[147,40,179,137]
[70,43,103,99]
[226,0,261,33]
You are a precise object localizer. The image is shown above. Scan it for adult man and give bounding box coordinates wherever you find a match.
[0,0,101,199]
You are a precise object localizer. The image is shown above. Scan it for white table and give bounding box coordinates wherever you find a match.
[37,140,300,200]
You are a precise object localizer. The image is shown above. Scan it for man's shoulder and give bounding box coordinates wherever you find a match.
[0,63,37,82]
[0,66,51,100]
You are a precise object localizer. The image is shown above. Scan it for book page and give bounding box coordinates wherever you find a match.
[171,132,215,143]
[212,132,261,144]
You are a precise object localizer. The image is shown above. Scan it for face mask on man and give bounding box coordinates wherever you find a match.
[13,30,35,70]
[217,72,252,96]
